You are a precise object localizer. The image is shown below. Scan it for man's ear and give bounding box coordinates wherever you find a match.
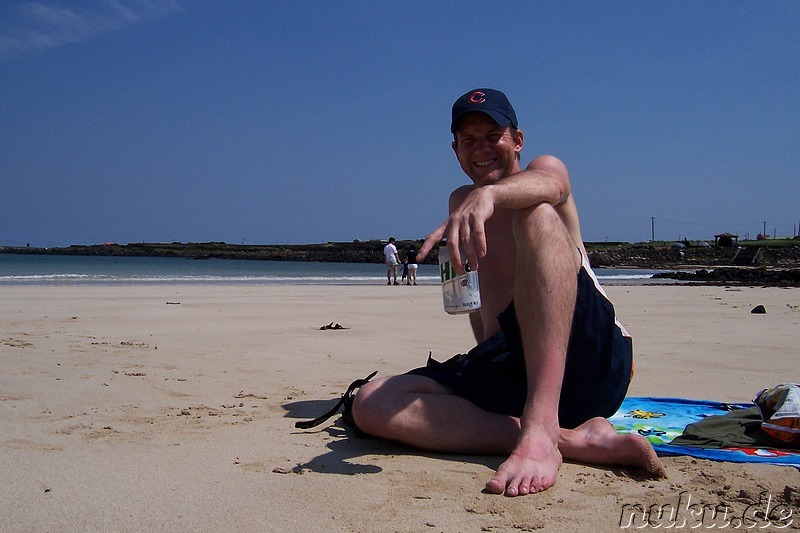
[451,140,458,157]
[514,129,524,157]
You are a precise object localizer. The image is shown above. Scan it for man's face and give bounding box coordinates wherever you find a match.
[452,113,523,186]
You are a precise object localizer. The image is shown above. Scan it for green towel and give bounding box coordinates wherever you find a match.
[671,406,792,449]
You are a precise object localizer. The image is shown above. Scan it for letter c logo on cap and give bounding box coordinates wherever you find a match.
[468,91,486,104]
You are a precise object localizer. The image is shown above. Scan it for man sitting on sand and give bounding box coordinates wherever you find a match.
[351,88,665,496]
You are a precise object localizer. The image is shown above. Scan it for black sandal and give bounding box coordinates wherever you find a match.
[295,371,378,436]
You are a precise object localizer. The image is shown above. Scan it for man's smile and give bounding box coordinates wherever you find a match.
[474,159,498,167]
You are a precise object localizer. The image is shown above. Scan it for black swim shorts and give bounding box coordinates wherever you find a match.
[407,264,633,429]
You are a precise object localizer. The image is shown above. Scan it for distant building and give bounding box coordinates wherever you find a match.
[714,233,739,247]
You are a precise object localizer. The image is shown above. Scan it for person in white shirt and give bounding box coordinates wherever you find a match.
[383,237,400,286]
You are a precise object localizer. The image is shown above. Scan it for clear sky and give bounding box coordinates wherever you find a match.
[1,1,798,247]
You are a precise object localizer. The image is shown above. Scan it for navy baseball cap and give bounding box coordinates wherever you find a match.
[451,88,518,134]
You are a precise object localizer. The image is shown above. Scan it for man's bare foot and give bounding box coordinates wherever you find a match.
[485,429,562,497]
[564,417,667,478]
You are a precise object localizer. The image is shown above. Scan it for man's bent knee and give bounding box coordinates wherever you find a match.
[351,376,416,437]
[512,203,580,270]
[351,374,451,439]
[350,379,387,436]
[512,203,563,239]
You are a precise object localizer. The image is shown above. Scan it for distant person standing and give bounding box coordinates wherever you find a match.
[405,245,419,285]
[383,237,400,285]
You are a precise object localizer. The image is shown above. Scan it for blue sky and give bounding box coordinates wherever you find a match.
[1,1,798,247]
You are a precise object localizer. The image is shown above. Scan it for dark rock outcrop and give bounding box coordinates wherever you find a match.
[0,240,438,264]
[651,267,800,286]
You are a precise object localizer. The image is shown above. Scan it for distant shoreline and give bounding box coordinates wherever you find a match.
[2,240,799,285]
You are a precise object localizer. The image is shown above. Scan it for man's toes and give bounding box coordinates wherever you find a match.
[648,458,667,478]
[532,475,555,493]
[485,478,505,494]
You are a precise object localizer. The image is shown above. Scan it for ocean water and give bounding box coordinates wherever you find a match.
[0,254,663,286]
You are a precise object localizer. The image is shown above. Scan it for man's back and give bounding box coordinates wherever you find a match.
[383,242,397,260]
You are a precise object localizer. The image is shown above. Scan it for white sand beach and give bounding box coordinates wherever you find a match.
[1,284,798,531]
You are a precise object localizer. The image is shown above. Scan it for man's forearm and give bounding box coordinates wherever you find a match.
[485,170,568,213]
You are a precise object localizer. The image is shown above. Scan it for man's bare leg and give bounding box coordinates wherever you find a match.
[352,376,665,494]
[483,204,579,496]
[353,205,664,496]
[352,374,521,454]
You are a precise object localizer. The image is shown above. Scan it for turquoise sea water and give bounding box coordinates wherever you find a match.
[0,254,663,286]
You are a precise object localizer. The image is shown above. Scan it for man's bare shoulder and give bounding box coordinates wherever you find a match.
[526,154,569,177]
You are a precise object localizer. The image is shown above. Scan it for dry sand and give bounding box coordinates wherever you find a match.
[1,284,798,531]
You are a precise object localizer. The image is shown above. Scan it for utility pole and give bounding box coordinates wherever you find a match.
[762,221,767,238]
[651,217,655,243]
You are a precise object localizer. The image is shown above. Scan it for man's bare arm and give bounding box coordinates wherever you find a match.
[418,185,473,262]
[477,155,584,254]
[486,155,571,210]
[419,155,582,272]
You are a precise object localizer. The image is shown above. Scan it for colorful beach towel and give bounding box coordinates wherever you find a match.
[610,397,800,467]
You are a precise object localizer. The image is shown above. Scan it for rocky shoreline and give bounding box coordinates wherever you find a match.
[588,243,800,286]
[650,267,800,287]
[3,240,800,286]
